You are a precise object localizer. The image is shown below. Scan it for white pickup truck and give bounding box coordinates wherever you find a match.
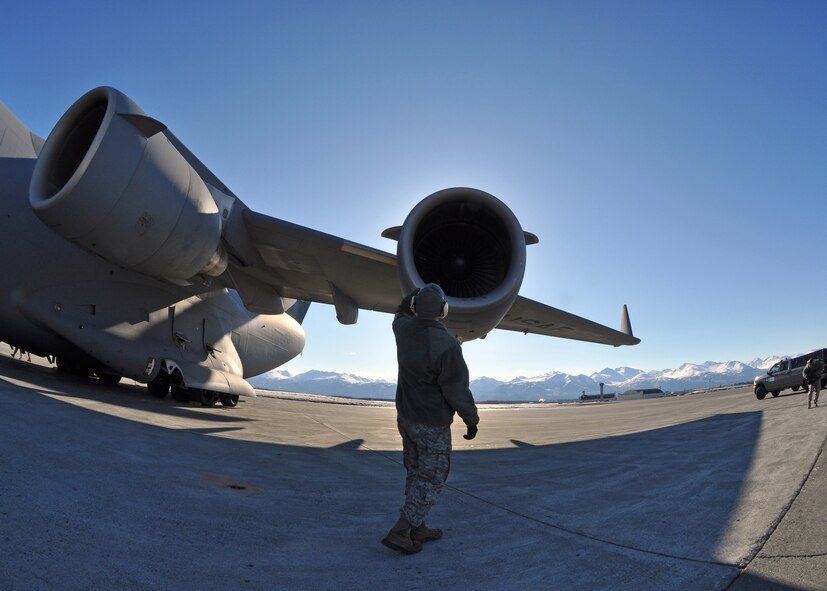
[754,350,826,400]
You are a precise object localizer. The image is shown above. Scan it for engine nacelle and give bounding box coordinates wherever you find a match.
[396,188,527,341]
[29,86,226,282]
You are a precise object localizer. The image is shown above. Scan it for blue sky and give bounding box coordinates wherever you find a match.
[3,1,826,379]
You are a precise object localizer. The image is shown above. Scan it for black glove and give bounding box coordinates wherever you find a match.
[462,424,478,440]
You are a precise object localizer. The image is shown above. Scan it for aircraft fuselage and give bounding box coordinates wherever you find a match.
[0,156,304,394]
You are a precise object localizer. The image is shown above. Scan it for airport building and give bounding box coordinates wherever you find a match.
[579,393,617,402]
[618,388,666,401]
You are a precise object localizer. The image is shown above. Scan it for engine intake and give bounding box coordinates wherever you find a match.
[397,188,527,340]
[29,86,226,282]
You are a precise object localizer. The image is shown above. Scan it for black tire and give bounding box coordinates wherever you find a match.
[56,357,93,378]
[792,385,800,392]
[147,379,170,399]
[755,384,767,400]
[220,393,239,407]
[171,386,190,403]
[199,389,218,407]
[97,373,122,384]
[771,390,780,398]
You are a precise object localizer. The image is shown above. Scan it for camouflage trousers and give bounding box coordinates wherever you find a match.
[397,416,452,527]
[808,382,820,407]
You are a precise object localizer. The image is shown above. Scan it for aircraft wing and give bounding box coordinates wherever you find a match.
[5,86,638,347]
[0,100,44,158]
[234,209,639,346]
[235,209,403,321]
[497,296,639,346]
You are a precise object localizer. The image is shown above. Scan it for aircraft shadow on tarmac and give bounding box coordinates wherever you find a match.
[2,354,797,591]
[449,412,764,567]
[0,353,252,424]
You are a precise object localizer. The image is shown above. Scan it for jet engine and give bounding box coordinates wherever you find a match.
[29,86,227,282]
[395,188,531,341]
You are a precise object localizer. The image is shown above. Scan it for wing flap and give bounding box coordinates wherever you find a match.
[498,296,640,346]
[240,209,402,316]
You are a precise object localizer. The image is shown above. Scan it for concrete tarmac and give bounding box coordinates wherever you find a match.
[0,351,825,590]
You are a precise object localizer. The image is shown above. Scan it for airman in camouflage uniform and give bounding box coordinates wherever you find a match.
[803,357,824,409]
[381,284,479,554]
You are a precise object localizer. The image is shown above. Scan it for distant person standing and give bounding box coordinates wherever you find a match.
[803,357,824,409]
[381,284,479,554]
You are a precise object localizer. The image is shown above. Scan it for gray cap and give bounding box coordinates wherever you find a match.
[413,283,447,319]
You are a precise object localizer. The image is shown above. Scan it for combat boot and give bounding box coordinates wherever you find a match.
[411,522,443,543]
[381,516,422,554]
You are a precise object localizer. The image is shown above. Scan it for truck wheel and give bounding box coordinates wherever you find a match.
[771,390,780,397]
[792,385,800,392]
[755,385,767,400]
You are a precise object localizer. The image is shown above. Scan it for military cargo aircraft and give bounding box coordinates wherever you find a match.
[0,87,638,407]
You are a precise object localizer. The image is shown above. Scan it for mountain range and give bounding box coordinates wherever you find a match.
[249,357,783,402]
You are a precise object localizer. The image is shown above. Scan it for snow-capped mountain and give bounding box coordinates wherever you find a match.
[250,356,785,402]
[253,369,396,399]
[589,367,644,383]
[749,357,782,370]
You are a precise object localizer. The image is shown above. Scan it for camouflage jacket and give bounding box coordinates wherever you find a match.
[803,358,824,384]
[392,315,479,428]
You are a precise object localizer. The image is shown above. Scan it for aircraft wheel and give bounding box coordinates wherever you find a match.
[755,385,766,400]
[171,386,190,403]
[147,379,170,399]
[199,389,218,407]
[56,357,93,378]
[97,373,122,384]
[220,393,239,407]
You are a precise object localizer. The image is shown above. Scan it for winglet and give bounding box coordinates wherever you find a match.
[620,304,634,337]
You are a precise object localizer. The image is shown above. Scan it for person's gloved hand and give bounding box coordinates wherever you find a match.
[462,424,478,440]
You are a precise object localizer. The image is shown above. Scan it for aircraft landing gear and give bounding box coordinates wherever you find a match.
[56,357,94,378]
[96,372,122,384]
[161,384,237,408]
[198,389,218,407]
[220,393,239,407]
[147,378,170,399]
[170,386,190,403]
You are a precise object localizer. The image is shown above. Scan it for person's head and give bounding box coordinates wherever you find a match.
[395,290,416,318]
[410,283,449,319]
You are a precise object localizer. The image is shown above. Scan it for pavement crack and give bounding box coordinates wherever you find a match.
[758,551,827,559]
[440,480,737,568]
[366,441,735,568]
[723,432,827,591]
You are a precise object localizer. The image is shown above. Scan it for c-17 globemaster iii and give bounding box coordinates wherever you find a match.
[0,87,638,407]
